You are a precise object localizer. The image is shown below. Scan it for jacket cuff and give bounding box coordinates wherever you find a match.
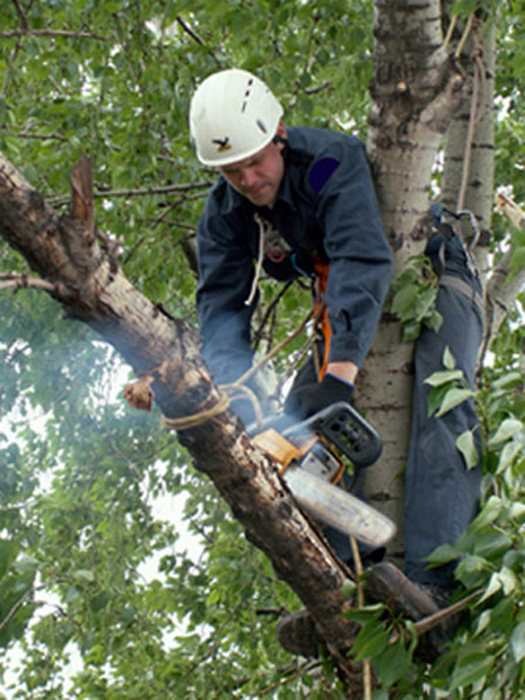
[328,333,365,368]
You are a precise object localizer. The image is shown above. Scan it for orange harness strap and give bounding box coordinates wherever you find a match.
[312,259,331,381]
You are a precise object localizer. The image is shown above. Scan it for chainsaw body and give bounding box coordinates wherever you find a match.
[251,402,396,547]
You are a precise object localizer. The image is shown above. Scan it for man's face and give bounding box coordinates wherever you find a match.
[218,137,285,208]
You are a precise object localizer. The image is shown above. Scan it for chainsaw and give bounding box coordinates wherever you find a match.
[250,402,396,548]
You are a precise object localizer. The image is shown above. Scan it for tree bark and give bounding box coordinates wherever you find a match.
[363,0,465,557]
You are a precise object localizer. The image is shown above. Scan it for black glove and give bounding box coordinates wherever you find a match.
[229,395,257,426]
[284,373,354,421]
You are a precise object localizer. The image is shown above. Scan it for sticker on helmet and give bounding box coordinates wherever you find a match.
[308,157,340,193]
[256,119,267,134]
[212,137,232,153]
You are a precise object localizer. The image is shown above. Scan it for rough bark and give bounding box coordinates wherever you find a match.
[363,0,465,557]
[0,153,357,674]
[442,19,525,344]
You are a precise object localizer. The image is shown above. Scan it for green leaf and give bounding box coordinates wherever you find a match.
[490,418,524,445]
[372,639,413,687]
[73,569,96,584]
[449,651,494,691]
[391,284,419,319]
[436,388,475,417]
[352,619,390,661]
[469,496,503,530]
[443,346,456,370]
[426,383,451,417]
[340,578,356,598]
[426,543,460,566]
[497,440,523,473]
[456,429,479,469]
[478,572,503,603]
[345,603,385,624]
[492,371,523,389]
[511,622,525,662]
[424,369,465,387]
[0,539,18,579]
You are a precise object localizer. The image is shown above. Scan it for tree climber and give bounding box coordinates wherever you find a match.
[189,69,482,658]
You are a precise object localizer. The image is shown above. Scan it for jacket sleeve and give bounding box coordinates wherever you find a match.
[310,138,394,367]
[196,208,256,385]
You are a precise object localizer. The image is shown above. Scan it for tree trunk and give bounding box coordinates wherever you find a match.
[363,0,465,558]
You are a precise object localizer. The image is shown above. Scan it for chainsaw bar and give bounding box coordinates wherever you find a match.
[284,467,396,548]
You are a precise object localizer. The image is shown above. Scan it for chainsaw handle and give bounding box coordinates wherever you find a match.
[282,401,382,468]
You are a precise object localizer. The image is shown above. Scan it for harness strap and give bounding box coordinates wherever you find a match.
[312,259,331,381]
[440,274,484,317]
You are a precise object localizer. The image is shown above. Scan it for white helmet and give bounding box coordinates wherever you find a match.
[189,68,284,167]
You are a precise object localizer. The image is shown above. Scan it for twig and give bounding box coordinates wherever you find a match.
[304,81,332,96]
[175,16,205,45]
[0,273,55,293]
[351,538,372,700]
[443,14,458,50]
[48,181,213,207]
[236,307,316,388]
[496,192,525,230]
[0,29,107,40]
[11,0,29,29]
[258,660,322,696]
[175,16,222,67]
[253,280,295,351]
[389,589,483,644]
[0,129,68,142]
[455,14,475,59]
[0,588,33,634]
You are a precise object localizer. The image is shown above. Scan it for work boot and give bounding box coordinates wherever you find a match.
[365,562,458,657]
[365,561,442,620]
[276,610,320,658]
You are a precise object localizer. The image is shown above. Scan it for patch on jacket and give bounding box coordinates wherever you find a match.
[308,157,340,193]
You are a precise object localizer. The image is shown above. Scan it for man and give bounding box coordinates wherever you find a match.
[190,68,392,422]
[189,69,480,657]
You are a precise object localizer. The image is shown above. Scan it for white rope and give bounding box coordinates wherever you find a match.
[245,213,266,306]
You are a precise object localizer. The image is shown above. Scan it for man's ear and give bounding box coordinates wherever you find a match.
[275,121,287,149]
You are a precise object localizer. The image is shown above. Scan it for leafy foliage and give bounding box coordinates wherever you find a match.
[390,255,442,341]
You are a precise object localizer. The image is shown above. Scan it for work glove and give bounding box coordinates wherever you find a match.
[284,373,354,421]
[229,395,257,427]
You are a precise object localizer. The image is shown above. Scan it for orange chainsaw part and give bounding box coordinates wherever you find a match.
[251,428,345,483]
[312,259,331,381]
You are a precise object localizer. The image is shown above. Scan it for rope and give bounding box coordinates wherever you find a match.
[245,213,266,306]
[160,307,317,431]
[454,13,475,60]
[161,391,231,431]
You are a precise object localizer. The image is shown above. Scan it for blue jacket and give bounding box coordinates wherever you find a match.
[196,127,394,385]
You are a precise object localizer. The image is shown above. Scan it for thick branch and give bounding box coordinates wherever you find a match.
[0,152,357,668]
